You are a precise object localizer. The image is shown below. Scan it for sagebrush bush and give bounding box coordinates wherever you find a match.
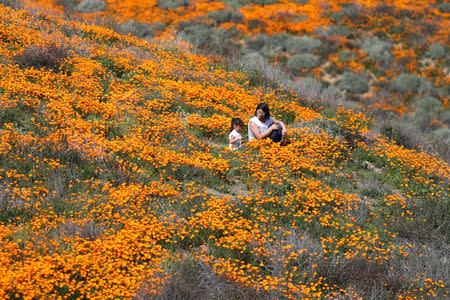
[436,3,450,13]
[158,0,189,9]
[380,119,424,150]
[119,20,154,39]
[241,52,265,69]
[361,36,392,67]
[177,23,212,47]
[425,42,446,59]
[74,0,106,13]
[222,0,278,9]
[208,10,243,24]
[286,36,322,54]
[244,34,267,51]
[337,71,369,94]
[0,0,24,9]
[319,85,343,106]
[338,50,355,63]
[433,128,450,144]
[13,44,70,72]
[392,73,432,94]
[413,95,444,129]
[294,77,322,100]
[286,54,319,74]
[260,33,291,57]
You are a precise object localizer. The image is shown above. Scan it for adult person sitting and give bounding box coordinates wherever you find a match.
[248,103,287,142]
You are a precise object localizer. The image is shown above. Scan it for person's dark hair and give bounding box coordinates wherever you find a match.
[255,103,270,120]
[230,117,244,132]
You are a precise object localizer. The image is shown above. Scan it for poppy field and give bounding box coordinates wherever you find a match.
[0,2,449,299]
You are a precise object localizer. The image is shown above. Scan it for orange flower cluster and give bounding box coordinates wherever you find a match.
[0,4,448,299]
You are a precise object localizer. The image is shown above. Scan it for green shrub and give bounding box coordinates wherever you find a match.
[435,3,450,13]
[413,95,444,129]
[380,120,422,150]
[294,77,322,100]
[337,72,369,94]
[361,36,392,67]
[286,54,319,75]
[241,52,265,69]
[338,50,355,63]
[286,36,322,54]
[0,0,24,9]
[319,85,343,105]
[208,10,243,24]
[177,23,212,47]
[425,43,446,59]
[244,34,267,51]
[392,73,431,94]
[74,0,106,13]
[260,33,291,57]
[432,128,450,144]
[119,20,154,39]
[158,0,189,9]
[221,0,278,9]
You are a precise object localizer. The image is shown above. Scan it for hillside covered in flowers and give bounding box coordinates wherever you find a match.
[0,2,449,299]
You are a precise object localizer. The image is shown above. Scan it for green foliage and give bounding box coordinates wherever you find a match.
[244,34,267,51]
[392,73,431,94]
[337,72,369,94]
[337,50,355,63]
[221,0,278,9]
[286,54,319,74]
[425,43,446,59]
[0,0,24,9]
[260,33,291,57]
[241,51,265,69]
[435,3,450,13]
[413,95,444,129]
[74,0,105,13]
[295,77,322,100]
[118,20,154,39]
[177,23,212,47]
[157,0,189,9]
[208,9,243,24]
[432,127,450,144]
[361,36,392,67]
[286,36,322,54]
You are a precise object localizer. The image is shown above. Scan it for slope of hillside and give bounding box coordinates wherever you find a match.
[17,0,450,144]
[0,4,449,299]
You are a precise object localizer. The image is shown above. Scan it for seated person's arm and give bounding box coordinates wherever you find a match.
[250,122,277,139]
[229,135,242,143]
[273,118,287,135]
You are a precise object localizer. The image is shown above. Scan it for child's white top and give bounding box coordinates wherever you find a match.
[248,116,274,141]
[229,130,242,150]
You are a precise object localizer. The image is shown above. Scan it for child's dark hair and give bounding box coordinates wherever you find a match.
[230,117,244,132]
[255,103,270,120]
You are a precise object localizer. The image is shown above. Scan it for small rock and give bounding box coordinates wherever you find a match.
[362,160,382,174]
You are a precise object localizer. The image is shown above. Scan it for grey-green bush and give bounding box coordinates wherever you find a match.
[392,73,432,94]
[119,20,154,39]
[177,23,212,47]
[208,10,243,24]
[425,43,446,59]
[0,0,24,9]
[287,54,319,75]
[286,36,322,54]
[319,85,343,105]
[413,95,444,128]
[241,52,265,69]
[158,0,189,9]
[221,0,278,9]
[337,72,369,94]
[13,44,70,72]
[74,0,105,13]
[432,128,450,144]
[338,50,355,63]
[361,36,392,67]
[294,77,322,100]
[260,33,291,57]
[244,34,267,51]
[436,3,450,13]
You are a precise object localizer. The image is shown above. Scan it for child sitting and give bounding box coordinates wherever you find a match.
[229,117,244,151]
